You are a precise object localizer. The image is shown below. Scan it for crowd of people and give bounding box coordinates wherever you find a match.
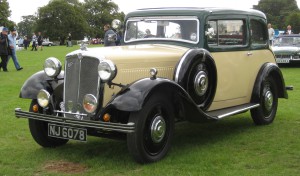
[268,23,295,45]
[0,27,23,72]
[0,27,50,72]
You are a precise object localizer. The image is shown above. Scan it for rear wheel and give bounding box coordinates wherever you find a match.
[251,77,278,125]
[28,100,68,147]
[127,94,174,163]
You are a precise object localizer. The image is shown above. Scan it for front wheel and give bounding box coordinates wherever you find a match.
[28,100,68,147]
[127,94,174,163]
[251,77,278,125]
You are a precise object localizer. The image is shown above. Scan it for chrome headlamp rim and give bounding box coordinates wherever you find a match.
[98,60,117,82]
[37,89,50,108]
[43,57,62,78]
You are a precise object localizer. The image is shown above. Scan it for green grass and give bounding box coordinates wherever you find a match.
[1,46,300,175]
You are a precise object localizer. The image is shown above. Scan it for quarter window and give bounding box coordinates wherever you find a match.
[207,20,245,46]
[250,19,268,45]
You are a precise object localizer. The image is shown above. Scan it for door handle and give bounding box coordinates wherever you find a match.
[247,52,253,56]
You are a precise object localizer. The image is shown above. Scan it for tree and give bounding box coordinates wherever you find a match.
[35,0,89,42]
[253,0,299,30]
[0,0,15,28]
[17,15,37,37]
[286,12,300,33]
[84,0,125,38]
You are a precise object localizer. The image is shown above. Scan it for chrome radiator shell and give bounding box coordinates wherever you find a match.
[64,55,101,119]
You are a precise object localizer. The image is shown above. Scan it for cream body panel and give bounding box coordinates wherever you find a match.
[99,44,189,105]
[208,49,276,111]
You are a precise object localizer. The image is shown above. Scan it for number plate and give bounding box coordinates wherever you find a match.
[48,123,87,142]
[276,59,290,63]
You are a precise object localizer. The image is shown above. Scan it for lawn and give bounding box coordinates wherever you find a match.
[0,46,299,175]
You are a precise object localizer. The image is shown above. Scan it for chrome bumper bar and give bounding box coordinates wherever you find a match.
[15,108,135,133]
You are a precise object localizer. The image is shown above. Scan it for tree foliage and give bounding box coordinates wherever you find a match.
[83,0,125,38]
[17,15,37,37]
[0,0,15,29]
[16,0,125,42]
[253,0,299,30]
[35,0,88,41]
[286,12,300,33]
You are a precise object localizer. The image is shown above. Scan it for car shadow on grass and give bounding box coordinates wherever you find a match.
[26,113,269,171]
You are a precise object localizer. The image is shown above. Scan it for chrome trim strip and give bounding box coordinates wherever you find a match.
[77,58,82,107]
[15,108,135,133]
[174,49,193,83]
[217,104,260,119]
[53,110,88,117]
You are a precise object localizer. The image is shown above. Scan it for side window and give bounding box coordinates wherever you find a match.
[207,20,245,47]
[250,19,268,45]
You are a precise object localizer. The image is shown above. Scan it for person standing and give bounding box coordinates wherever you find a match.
[284,25,293,35]
[31,33,37,51]
[103,24,116,47]
[268,23,275,45]
[37,32,43,51]
[23,36,29,50]
[0,27,10,72]
[67,33,72,47]
[7,28,23,71]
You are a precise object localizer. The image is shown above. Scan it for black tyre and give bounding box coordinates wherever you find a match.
[187,61,215,110]
[251,77,278,125]
[28,100,68,147]
[48,44,52,46]
[127,94,174,163]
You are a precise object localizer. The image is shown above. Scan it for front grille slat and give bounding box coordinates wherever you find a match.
[276,55,292,59]
[64,56,100,119]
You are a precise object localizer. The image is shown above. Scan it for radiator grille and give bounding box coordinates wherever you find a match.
[276,55,292,59]
[64,56,100,119]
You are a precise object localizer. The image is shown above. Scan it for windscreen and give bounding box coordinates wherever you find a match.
[125,17,199,44]
[274,36,300,46]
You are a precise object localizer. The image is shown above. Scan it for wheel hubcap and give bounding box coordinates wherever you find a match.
[264,90,273,112]
[194,71,208,96]
[150,115,166,143]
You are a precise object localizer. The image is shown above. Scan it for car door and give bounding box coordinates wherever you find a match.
[205,16,254,110]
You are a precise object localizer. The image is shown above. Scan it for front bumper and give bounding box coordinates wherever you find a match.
[15,108,135,133]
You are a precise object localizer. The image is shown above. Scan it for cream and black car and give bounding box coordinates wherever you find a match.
[15,8,288,163]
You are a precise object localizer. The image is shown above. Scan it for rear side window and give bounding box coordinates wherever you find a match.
[250,19,268,45]
[207,20,246,46]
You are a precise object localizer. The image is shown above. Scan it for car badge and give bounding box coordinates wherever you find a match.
[67,101,73,112]
[67,62,73,68]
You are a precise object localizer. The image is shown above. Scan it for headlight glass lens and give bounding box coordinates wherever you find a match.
[83,94,98,113]
[37,89,50,108]
[98,61,116,82]
[44,57,62,78]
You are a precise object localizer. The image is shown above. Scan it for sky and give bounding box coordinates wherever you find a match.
[7,0,300,23]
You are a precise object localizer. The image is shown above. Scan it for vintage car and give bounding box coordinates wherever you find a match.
[15,8,288,163]
[273,34,300,65]
[42,39,55,46]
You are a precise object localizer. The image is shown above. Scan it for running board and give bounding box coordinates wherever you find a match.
[207,103,260,119]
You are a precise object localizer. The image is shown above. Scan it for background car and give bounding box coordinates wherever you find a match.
[273,34,300,65]
[42,40,55,46]
[16,37,24,47]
